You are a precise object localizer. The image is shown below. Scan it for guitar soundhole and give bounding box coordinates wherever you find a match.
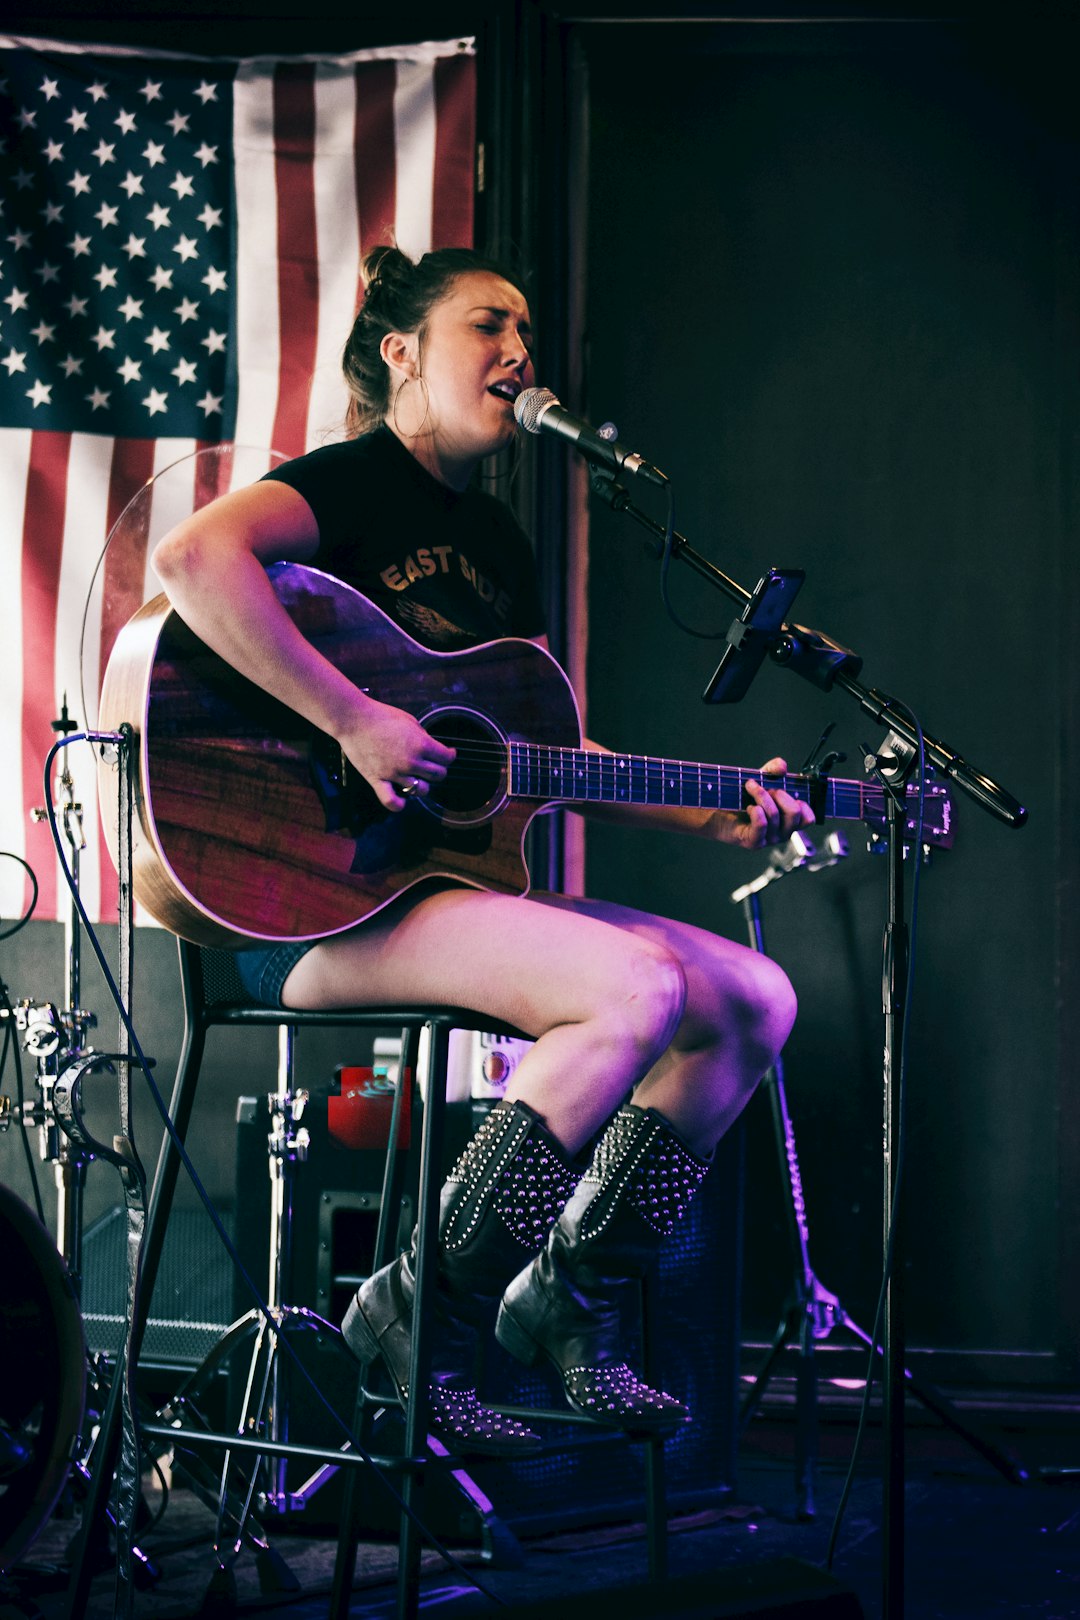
[421,707,507,827]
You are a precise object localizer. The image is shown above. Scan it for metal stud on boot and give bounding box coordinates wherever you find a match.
[342,1099,580,1457]
[495,1105,711,1433]
[342,1267,540,1456]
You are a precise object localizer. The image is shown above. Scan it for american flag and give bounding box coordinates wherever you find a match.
[0,33,476,928]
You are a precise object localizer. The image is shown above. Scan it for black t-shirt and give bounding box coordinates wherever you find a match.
[262,427,546,651]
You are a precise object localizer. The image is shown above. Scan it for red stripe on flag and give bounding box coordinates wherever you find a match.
[432,54,477,249]
[353,61,398,310]
[98,439,160,703]
[96,438,158,921]
[270,64,320,460]
[21,430,72,921]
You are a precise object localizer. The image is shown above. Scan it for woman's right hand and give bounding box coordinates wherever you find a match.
[340,697,456,813]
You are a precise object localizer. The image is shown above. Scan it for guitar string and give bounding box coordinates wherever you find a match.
[336,739,885,808]
[394,738,880,788]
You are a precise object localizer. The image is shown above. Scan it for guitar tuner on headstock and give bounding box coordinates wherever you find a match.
[864,779,955,859]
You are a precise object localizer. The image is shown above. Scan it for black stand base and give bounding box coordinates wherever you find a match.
[740,1287,1030,1521]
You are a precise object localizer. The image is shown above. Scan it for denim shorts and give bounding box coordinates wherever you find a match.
[234,941,315,1008]
[232,880,465,1008]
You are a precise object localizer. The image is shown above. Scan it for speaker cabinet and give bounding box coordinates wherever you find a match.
[81,1204,235,1371]
[231,1091,745,1536]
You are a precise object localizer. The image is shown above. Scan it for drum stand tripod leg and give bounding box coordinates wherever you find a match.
[175,1025,328,1601]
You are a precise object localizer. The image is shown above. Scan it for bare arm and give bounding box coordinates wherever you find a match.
[152,480,454,811]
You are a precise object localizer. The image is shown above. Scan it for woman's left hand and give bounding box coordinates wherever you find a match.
[714,756,816,850]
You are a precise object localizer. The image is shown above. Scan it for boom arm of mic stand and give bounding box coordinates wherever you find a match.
[832,675,1027,829]
[590,474,1028,830]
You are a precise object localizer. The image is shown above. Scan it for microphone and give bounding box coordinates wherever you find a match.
[514,387,668,486]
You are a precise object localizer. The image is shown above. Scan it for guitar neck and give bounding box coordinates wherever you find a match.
[508,743,875,821]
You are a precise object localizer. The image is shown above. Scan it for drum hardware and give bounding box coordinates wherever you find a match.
[0,999,98,1294]
[148,1025,354,1601]
[732,827,1029,1523]
[6,703,103,1287]
[0,711,164,1596]
[0,1182,87,1581]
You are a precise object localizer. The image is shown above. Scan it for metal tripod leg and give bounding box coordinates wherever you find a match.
[197,1026,321,1594]
[739,1276,838,1520]
[734,855,1029,1518]
[833,1306,1028,1485]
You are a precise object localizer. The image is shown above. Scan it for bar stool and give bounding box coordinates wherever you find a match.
[69,938,671,1620]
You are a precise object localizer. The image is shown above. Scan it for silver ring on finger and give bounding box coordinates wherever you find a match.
[400,777,420,798]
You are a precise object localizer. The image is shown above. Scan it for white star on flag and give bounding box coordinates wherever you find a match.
[0,30,478,933]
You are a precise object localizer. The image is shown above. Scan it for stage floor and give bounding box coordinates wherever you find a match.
[7,1396,1079,1619]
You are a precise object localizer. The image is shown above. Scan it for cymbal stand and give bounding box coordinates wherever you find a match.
[157,1026,344,1602]
[733,830,1029,1522]
[20,698,99,1286]
[1,708,160,1596]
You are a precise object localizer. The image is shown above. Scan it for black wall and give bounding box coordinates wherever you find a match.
[572,18,1078,1385]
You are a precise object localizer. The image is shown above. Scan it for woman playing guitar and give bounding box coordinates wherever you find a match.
[150,245,815,1455]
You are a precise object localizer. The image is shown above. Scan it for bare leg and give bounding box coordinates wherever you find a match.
[282,884,687,1155]
[533,891,798,1154]
[283,883,796,1155]
[293,883,798,1442]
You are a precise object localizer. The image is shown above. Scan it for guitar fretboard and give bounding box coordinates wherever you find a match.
[508,744,876,821]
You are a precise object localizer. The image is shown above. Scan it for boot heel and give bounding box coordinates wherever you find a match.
[341,1295,381,1365]
[495,1301,542,1367]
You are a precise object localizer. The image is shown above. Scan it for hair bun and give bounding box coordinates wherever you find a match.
[361,244,412,298]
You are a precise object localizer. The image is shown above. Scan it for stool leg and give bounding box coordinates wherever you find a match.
[641,1276,669,1581]
[395,1018,449,1620]
[330,1023,420,1620]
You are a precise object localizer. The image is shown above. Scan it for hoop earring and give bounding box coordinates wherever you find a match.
[391,374,431,439]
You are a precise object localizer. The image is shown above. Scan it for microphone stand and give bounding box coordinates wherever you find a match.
[587,468,1027,1620]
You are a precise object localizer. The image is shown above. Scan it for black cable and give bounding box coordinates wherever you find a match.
[0,975,46,1225]
[0,850,39,939]
[0,853,46,1220]
[141,1446,171,1535]
[44,731,508,1606]
[656,483,729,641]
[825,705,926,1573]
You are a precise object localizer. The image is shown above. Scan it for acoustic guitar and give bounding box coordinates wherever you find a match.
[97,563,953,947]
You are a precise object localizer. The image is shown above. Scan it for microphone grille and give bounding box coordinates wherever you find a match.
[514,386,558,434]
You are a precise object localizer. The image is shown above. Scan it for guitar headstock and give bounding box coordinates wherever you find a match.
[863,778,955,851]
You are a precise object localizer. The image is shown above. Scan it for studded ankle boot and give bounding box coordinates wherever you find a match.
[341,1099,579,1456]
[495,1104,711,1433]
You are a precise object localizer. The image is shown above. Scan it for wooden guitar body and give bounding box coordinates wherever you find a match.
[98,564,580,946]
